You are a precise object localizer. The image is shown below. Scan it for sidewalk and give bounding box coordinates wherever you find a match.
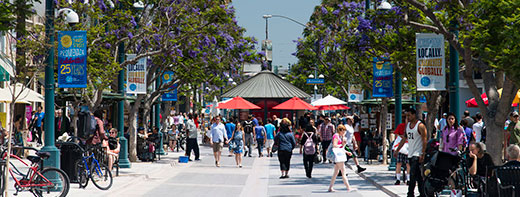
[345,159,418,197]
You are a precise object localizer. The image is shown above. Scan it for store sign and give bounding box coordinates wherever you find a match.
[162,71,177,101]
[306,78,324,85]
[372,57,393,97]
[416,33,446,91]
[348,84,364,102]
[126,54,147,94]
[57,31,87,88]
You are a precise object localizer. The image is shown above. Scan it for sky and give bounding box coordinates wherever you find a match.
[232,0,321,69]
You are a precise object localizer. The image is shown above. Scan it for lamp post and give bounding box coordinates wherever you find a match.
[42,0,79,169]
[449,21,459,120]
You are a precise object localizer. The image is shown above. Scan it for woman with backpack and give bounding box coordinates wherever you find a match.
[300,125,319,178]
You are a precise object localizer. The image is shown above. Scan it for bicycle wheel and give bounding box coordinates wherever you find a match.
[90,163,112,190]
[75,160,88,188]
[34,167,70,197]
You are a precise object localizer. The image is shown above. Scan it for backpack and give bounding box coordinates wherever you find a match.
[303,132,316,155]
[77,111,98,139]
[244,121,254,134]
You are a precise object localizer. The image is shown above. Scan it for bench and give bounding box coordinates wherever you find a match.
[496,166,520,197]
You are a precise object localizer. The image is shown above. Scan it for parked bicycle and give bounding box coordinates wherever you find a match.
[75,144,113,190]
[1,146,70,197]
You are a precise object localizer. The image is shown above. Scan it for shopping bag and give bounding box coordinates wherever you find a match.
[326,143,334,160]
[332,148,347,162]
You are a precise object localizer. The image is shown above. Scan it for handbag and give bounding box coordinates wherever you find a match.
[332,148,347,162]
[272,134,279,153]
[314,153,323,163]
[326,143,334,160]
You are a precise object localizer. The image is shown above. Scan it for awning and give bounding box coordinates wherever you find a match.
[0,83,44,103]
[0,55,14,81]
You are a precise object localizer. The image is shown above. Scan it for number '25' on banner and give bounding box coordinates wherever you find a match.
[57,31,87,88]
[372,57,393,98]
[162,71,177,101]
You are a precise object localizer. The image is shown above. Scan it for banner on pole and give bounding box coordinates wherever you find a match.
[126,54,147,94]
[372,57,393,98]
[57,31,87,88]
[416,33,446,91]
[162,71,177,101]
[348,84,364,102]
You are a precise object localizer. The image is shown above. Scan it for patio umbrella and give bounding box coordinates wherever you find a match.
[273,97,317,110]
[217,96,261,109]
[311,95,347,106]
[465,89,520,107]
[315,104,350,111]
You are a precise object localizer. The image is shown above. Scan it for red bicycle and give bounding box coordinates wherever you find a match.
[1,146,70,197]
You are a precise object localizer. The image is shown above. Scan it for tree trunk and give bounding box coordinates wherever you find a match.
[425,91,442,139]
[380,98,388,165]
[127,94,145,162]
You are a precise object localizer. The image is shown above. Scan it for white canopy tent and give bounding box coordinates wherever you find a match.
[0,83,44,103]
[311,95,347,106]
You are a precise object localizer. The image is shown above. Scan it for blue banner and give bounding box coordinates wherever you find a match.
[162,71,177,101]
[57,31,87,88]
[372,57,393,98]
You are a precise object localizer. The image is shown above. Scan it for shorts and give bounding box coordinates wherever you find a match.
[212,142,224,152]
[354,132,361,142]
[266,139,274,148]
[396,153,408,164]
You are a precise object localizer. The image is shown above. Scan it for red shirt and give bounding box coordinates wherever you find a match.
[394,123,406,136]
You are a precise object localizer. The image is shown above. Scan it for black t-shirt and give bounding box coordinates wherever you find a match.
[467,153,495,177]
[502,160,520,167]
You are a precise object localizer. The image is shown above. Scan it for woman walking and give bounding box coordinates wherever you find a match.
[441,112,465,155]
[255,120,267,157]
[275,118,296,179]
[227,123,244,168]
[328,124,355,192]
[300,125,319,178]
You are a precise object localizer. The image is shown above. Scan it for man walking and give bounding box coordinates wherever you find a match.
[395,108,427,197]
[318,116,334,163]
[209,116,227,167]
[186,114,200,161]
[34,106,44,145]
[345,116,366,173]
[264,119,276,157]
[242,115,255,157]
[225,117,236,157]
[472,113,484,142]
[463,110,475,128]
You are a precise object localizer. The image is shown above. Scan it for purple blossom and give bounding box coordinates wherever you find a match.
[128,32,133,39]
[98,0,107,11]
[321,6,328,14]
[130,16,137,27]
[332,9,340,15]
[188,50,199,58]
[176,49,183,57]
[104,43,111,49]
[357,16,372,31]
[257,51,266,56]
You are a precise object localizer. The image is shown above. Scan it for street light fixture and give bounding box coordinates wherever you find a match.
[377,0,392,10]
[57,8,79,24]
[318,74,324,79]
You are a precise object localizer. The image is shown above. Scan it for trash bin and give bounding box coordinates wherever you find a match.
[56,142,83,183]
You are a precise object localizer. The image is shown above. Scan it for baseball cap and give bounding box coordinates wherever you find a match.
[513,111,519,117]
[442,113,447,116]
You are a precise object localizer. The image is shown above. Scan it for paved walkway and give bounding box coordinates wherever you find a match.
[3,141,416,197]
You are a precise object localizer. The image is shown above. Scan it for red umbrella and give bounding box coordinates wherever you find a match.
[273,97,317,110]
[315,104,350,111]
[465,92,518,107]
[216,96,261,109]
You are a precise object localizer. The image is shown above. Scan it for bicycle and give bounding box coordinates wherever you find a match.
[75,144,113,190]
[1,146,70,197]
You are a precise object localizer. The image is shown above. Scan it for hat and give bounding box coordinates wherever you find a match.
[346,116,354,121]
[442,113,447,116]
[513,111,519,117]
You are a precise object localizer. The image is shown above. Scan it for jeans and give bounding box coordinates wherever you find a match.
[186,138,200,160]
[408,156,425,197]
[321,140,331,162]
[256,138,264,155]
[35,126,42,144]
[303,154,314,177]
[244,133,253,156]
[278,150,292,171]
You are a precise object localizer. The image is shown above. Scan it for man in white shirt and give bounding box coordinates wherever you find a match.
[472,113,484,142]
[209,116,227,167]
[345,116,366,173]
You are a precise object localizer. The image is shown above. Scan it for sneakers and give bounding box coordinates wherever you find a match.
[357,166,366,173]
[394,180,401,185]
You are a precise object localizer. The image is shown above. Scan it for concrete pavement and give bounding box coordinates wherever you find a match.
[4,141,407,197]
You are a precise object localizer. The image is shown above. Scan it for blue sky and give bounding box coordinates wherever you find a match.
[232,0,321,68]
